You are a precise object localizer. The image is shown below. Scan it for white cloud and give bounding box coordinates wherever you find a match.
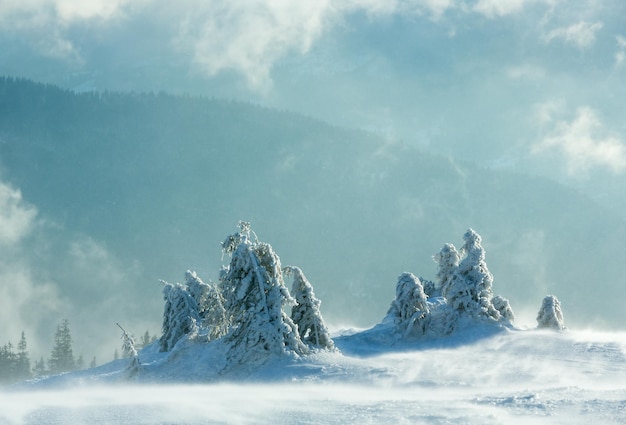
[54,0,131,22]
[0,180,64,356]
[0,0,607,91]
[473,0,528,17]
[402,0,455,20]
[533,106,626,175]
[172,0,335,91]
[0,181,37,246]
[0,0,132,59]
[0,267,64,357]
[544,21,603,49]
[170,0,464,90]
[0,0,131,23]
[506,63,546,80]
[0,178,141,361]
[0,0,459,91]
[171,0,456,91]
[472,0,558,18]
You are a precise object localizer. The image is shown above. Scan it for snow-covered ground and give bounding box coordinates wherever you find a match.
[2,326,626,424]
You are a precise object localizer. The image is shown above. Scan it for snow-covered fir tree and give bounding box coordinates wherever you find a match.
[117,323,141,377]
[159,281,201,352]
[421,278,438,299]
[447,229,497,318]
[492,295,515,322]
[433,243,460,297]
[443,229,505,322]
[118,324,137,359]
[284,266,334,350]
[221,222,307,366]
[185,270,228,341]
[537,295,566,331]
[385,272,431,338]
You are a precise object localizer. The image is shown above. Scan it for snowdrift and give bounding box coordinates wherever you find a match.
[6,327,626,425]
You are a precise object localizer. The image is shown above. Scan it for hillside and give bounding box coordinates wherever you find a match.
[1,77,624,335]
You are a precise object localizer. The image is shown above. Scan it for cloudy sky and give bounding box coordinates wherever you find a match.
[2,0,624,185]
[1,0,625,361]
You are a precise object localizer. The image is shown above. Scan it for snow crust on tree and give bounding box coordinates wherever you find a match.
[537,295,566,331]
[221,223,307,366]
[385,272,431,338]
[117,323,141,377]
[433,243,460,296]
[492,295,515,323]
[442,229,509,323]
[285,265,334,350]
[447,229,497,318]
[159,281,201,352]
[120,329,137,359]
[185,270,228,341]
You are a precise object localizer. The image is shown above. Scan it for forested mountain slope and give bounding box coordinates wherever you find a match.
[0,77,623,329]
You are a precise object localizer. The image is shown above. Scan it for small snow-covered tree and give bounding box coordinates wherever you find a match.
[159,281,201,352]
[221,222,307,366]
[185,270,212,317]
[433,243,460,297]
[421,278,438,299]
[285,266,334,350]
[537,295,566,331]
[117,323,137,359]
[386,272,430,338]
[492,295,515,322]
[185,270,228,340]
[117,323,140,377]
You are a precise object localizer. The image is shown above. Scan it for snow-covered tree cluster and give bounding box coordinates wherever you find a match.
[156,224,567,373]
[386,229,524,338]
[158,222,334,368]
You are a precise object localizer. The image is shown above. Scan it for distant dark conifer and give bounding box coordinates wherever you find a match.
[48,319,76,374]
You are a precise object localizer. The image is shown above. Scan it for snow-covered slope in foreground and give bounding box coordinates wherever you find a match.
[3,328,626,424]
